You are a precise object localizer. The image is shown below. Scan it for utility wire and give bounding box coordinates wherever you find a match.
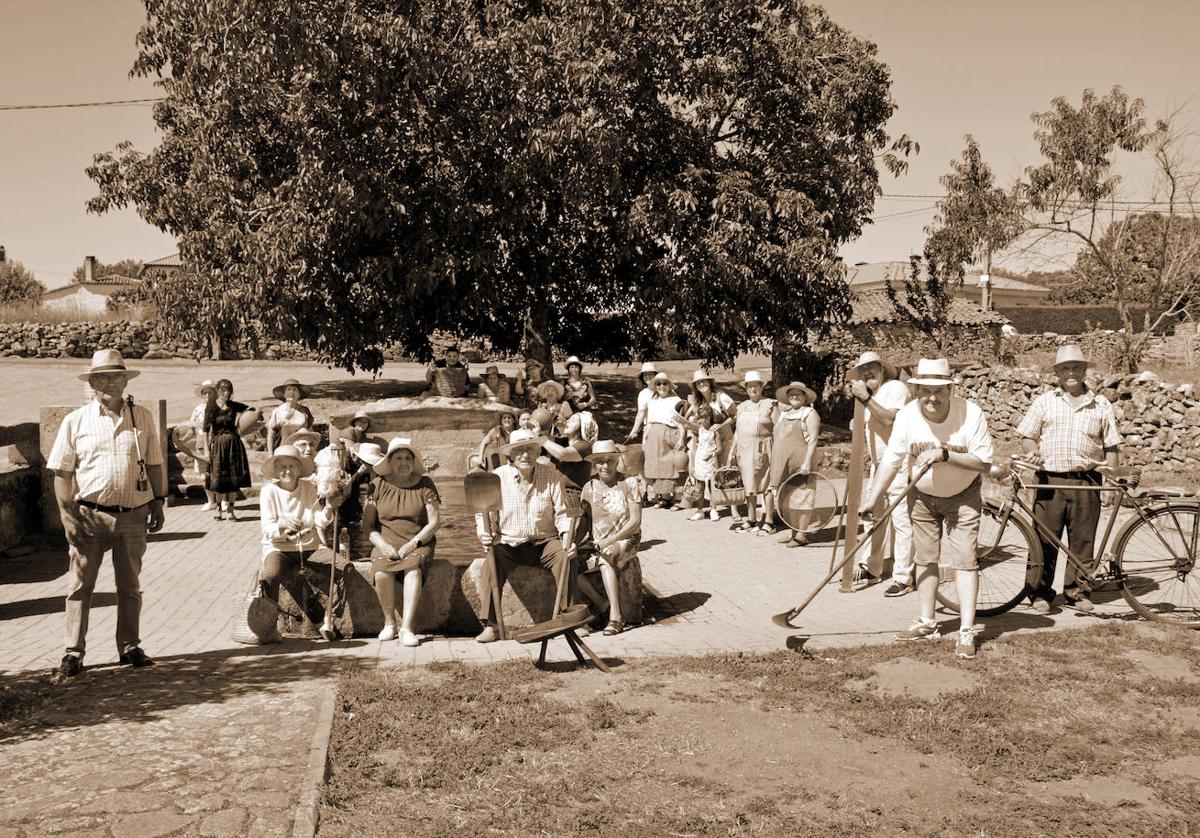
[0,97,163,111]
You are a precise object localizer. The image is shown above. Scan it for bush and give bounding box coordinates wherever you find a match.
[1000,305,1178,335]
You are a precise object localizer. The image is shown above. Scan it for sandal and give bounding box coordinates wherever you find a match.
[603,620,625,636]
[733,521,755,533]
[785,535,810,548]
[756,523,777,536]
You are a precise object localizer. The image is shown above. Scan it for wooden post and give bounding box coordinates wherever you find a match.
[839,399,867,592]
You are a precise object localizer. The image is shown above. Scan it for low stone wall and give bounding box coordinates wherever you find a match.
[956,365,1200,471]
[0,423,44,553]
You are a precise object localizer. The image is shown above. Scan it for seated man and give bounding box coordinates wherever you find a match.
[425,345,470,397]
[474,428,581,642]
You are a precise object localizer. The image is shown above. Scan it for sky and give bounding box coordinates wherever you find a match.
[1,1,1197,290]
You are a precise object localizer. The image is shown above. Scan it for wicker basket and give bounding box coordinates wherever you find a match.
[710,467,745,507]
[230,570,280,645]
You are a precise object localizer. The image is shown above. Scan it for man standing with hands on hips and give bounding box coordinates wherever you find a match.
[859,359,994,660]
[48,349,166,678]
[1016,345,1120,614]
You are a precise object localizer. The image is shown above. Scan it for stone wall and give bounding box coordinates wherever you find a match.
[956,364,1200,471]
[0,422,43,553]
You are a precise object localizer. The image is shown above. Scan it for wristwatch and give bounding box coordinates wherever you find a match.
[940,447,950,462]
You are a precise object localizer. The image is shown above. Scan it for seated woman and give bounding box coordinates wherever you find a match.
[475,408,519,471]
[580,440,642,635]
[562,356,598,411]
[259,444,345,612]
[266,378,315,453]
[476,365,512,405]
[534,379,573,437]
[357,438,441,647]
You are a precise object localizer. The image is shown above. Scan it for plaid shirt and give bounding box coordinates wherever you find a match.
[1016,387,1121,472]
[47,399,162,508]
[477,462,579,546]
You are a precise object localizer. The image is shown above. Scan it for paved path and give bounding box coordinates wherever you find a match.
[0,489,1124,835]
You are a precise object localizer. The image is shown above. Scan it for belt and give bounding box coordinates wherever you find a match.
[77,500,146,514]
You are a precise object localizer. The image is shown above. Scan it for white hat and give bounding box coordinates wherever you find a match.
[906,358,957,387]
[847,351,895,381]
[363,437,424,476]
[79,348,139,381]
[1053,345,1089,367]
[638,361,659,383]
[585,439,625,462]
[777,381,818,404]
[501,427,548,457]
[195,379,217,398]
[691,368,715,384]
[564,355,584,369]
[536,379,566,401]
[742,370,768,387]
[262,444,316,480]
[652,371,674,388]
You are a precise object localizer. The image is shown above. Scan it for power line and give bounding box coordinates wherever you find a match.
[880,191,1190,208]
[0,97,163,111]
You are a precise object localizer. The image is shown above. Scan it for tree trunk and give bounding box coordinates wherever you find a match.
[523,306,555,379]
[209,330,223,361]
[771,338,850,424]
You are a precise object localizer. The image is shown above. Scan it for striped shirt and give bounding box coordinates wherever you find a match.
[48,399,163,508]
[1016,387,1121,473]
[477,463,579,546]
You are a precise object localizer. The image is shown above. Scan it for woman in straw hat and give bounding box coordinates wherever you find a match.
[203,379,253,521]
[731,370,780,534]
[266,378,314,454]
[258,444,344,611]
[640,372,688,507]
[533,378,573,437]
[513,357,547,409]
[357,438,441,647]
[626,361,661,442]
[476,365,512,405]
[580,440,643,635]
[562,355,597,411]
[769,382,821,546]
[191,379,219,511]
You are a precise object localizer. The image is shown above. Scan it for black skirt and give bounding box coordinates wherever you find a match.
[207,431,251,493]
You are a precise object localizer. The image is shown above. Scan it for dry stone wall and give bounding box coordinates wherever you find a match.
[956,364,1200,471]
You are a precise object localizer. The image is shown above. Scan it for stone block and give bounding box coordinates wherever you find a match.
[275,548,384,637]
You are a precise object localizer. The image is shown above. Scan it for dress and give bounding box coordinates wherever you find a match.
[564,377,594,409]
[642,395,684,480]
[367,475,441,576]
[693,425,722,482]
[190,401,210,478]
[204,401,251,493]
[734,398,778,493]
[268,403,314,452]
[581,476,642,570]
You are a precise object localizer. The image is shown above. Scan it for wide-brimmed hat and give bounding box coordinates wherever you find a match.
[285,428,321,448]
[638,361,659,383]
[358,437,424,476]
[907,358,957,387]
[523,357,544,370]
[78,349,140,381]
[691,368,715,385]
[501,428,548,457]
[742,370,768,387]
[536,379,565,401]
[777,381,818,404]
[262,444,315,480]
[564,355,584,370]
[847,351,896,381]
[1052,345,1090,369]
[349,410,372,429]
[194,379,217,398]
[272,378,311,401]
[484,365,504,377]
[585,439,625,462]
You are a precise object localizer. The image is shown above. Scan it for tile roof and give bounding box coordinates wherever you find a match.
[850,290,1007,326]
[846,261,1047,295]
[144,253,182,268]
[88,274,141,286]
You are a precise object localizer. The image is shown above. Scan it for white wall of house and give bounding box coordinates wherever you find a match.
[41,286,114,314]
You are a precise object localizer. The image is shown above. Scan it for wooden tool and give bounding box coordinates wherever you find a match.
[839,399,867,592]
[318,513,340,642]
[464,471,507,640]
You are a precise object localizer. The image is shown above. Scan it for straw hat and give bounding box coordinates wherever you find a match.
[564,355,584,370]
[78,349,139,381]
[536,379,565,401]
[1051,345,1089,369]
[349,410,372,429]
[194,379,217,398]
[742,370,768,387]
[906,358,957,387]
[638,361,659,384]
[585,439,625,462]
[691,368,715,385]
[272,378,311,401]
[501,428,548,457]
[358,437,424,476]
[484,364,504,377]
[284,428,321,448]
[523,357,544,370]
[777,381,818,404]
[262,444,315,480]
[847,351,896,381]
[651,371,675,388]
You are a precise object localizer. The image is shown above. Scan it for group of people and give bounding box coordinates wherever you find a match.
[48,337,1120,676]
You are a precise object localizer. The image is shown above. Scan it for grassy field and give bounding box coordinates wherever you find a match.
[320,621,1199,837]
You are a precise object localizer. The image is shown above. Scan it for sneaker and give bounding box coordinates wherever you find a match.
[200,501,216,512]
[1030,597,1052,615]
[688,511,705,521]
[378,625,397,641]
[709,508,720,521]
[119,647,155,668]
[59,653,83,679]
[955,627,979,659]
[475,625,499,644]
[883,581,914,598]
[400,629,420,648]
[895,618,941,641]
[1065,594,1095,613]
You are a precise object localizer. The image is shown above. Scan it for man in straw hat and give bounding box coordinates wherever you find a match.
[473,428,581,643]
[1016,345,1121,614]
[848,351,916,595]
[47,349,166,677]
[859,358,994,660]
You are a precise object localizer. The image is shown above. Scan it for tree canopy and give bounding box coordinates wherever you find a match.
[72,258,145,283]
[0,258,46,305]
[89,0,906,371]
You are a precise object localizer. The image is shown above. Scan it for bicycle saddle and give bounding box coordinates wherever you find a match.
[1097,465,1141,485]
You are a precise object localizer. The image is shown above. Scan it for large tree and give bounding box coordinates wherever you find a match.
[88,0,907,372]
[0,258,46,305]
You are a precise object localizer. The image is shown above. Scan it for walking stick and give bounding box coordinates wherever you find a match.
[771,461,932,629]
[319,510,339,642]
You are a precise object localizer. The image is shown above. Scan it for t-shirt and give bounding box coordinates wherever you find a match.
[646,395,683,427]
[881,396,993,497]
[866,379,910,465]
[636,387,654,411]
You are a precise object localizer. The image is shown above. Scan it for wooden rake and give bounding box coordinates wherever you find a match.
[464,471,508,640]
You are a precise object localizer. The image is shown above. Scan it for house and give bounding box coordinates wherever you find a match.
[846,288,1008,365]
[846,261,1048,308]
[40,256,142,314]
[140,253,182,279]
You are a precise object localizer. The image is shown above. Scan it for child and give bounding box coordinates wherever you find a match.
[732,370,779,534]
[476,409,519,471]
[682,403,731,521]
[769,382,821,546]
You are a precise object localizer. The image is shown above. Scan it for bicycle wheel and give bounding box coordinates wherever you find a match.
[936,501,1040,617]
[775,471,839,534]
[1113,503,1200,626]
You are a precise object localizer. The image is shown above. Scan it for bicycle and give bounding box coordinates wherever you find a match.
[935,458,1200,626]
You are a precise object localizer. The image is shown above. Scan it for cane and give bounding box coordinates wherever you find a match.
[318,510,339,642]
[771,461,932,629]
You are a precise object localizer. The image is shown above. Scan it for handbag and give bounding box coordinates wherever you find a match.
[231,567,281,645]
[680,476,703,505]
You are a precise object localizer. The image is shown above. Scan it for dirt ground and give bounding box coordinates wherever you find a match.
[320,621,1199,837]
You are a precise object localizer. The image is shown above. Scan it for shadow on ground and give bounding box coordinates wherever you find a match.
[0,551,68,585]
[644,590,711,622]
[0,592,116,621]
[0,641,363,743]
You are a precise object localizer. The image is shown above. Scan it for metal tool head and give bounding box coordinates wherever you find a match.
[463,471,503,513]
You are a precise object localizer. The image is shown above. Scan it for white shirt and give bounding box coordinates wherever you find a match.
[867,379,910,465]
[646,395,683,427]
[48,399,163,508]
[881,396,993,497]
[636,388,653,411]
[259,480,334,558]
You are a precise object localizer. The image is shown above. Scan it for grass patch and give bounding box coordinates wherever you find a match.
[321,623,1199,836]
[0,673,56,730]
[0,300,154,324]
